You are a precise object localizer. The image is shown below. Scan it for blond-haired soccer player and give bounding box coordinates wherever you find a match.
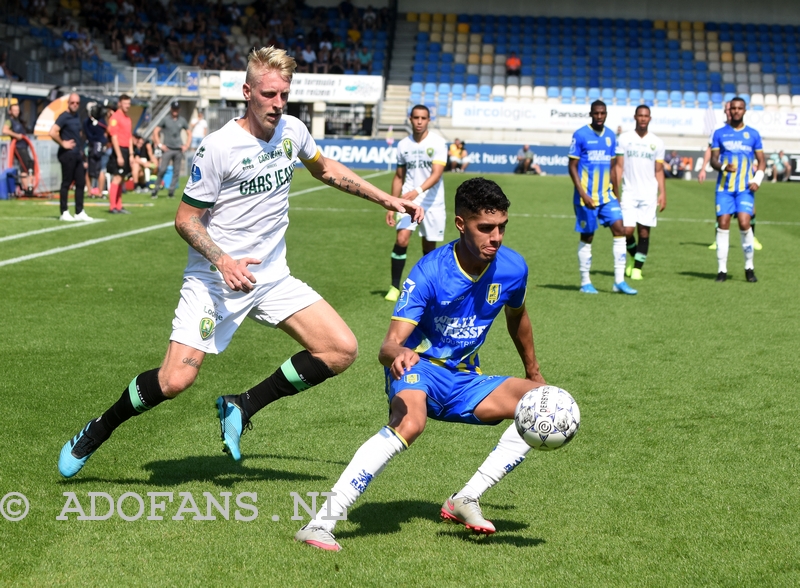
[58,47,424,477]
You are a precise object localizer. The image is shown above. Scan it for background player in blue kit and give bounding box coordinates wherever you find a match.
[568,101,637,295]
[295,178,548,551]
[710,97,766,283]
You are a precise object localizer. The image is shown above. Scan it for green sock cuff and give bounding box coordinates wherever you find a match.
[391,252,407,260]
[634,253,647,262]
[280,358,311,392]
[127,378,148,412]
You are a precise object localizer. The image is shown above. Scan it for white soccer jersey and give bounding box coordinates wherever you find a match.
[396,131,447,209]
[182,116,319,285]
[616,130,665,199]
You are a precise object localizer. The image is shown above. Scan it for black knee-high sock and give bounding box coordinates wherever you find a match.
[626,235,637,257]
[634,236,649,269]
[238,350,336,418]
[391,244,407,289]
[80,369,169,454]
[751,214,756,234]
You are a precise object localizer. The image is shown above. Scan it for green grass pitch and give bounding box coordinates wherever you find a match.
[0,170,798,586]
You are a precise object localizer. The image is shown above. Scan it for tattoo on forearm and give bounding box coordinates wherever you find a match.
[182,357,200,369]
[327,174,370,200]
[177,215,224,263]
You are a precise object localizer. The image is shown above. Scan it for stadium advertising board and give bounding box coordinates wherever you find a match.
[307,139,570,174]
[452,102,800,139]
[218,72,383,104]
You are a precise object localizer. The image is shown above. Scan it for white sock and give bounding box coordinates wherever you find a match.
[456,423,531,500]
[613,237,627,283]
[578,241,592,285]
[310,426,407,532]
[716,228,729,273]
[740,228,755,270]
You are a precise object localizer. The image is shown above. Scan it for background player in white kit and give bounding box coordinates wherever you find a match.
[58,46,424,478]
[384,105,447,302]
[614,105,666,281]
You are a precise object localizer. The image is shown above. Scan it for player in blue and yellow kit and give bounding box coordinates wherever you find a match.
[710,97,766,283]
[568,100,636,295]
[295,178,549,551]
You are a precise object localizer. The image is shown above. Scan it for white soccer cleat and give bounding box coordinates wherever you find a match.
[74,210,95,222]
[440,494,496,534]
[59,211,77,222]
[295,525,342,551]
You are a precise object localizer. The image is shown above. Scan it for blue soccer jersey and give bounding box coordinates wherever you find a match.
[711,124,763,193]
[392,241,528,374]
[568,125,617,205]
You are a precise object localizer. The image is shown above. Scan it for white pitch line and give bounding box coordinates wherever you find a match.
[0,220,106,243]
[0,222,174,268]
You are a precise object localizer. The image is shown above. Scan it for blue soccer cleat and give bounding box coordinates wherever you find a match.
[58,421,100,478]
[613,281,638,295]
[579,283,598,294]
[216,395,251,461]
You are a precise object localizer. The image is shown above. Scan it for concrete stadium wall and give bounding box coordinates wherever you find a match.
[398,0,800,26]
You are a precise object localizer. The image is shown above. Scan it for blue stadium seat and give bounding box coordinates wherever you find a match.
[655,90,669,104]
[696,91,710,106]
[601,88,614,101]
[615,89,628,104]
[465,83,478,98]
[451,83,465,97]
[561,87,574,103]
[628,89,642,103]
[437,83,451,95]
[642,89,655,106]
[424,73,438,83]
[479,84,492,97]
[439,63,452,74]
[410,92,422,104]
[466,74,479,85]
[547,87,560,98]
[683,91,697,107]
[424,82,437,94]
[410,82,424,94]
[574,87,588,104]
[588,87,601,100]
[669,90,683,105]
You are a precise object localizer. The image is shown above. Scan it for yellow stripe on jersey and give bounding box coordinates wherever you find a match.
[299,149,322,164]
[428,356,483,374]
[391,316,419,325]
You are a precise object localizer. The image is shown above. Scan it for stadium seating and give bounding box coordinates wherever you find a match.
[408,14,800,112]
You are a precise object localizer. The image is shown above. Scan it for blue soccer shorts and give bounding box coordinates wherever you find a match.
[574,198,623,234]
[716,190,755,217]
[384,360,509,426]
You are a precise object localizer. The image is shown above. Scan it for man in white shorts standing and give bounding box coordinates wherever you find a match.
[58,46,423,477]
[614,105,666,281]
[384,105,447,302]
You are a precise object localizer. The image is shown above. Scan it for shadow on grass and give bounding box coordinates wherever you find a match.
[680,241,715,247]
[58,454,327,487]
[537,284,580,292]
[370,289,390,297]
[678,271,719,281]
[337,500,545,547]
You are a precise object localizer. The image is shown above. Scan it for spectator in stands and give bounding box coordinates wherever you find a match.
[363,6,377,31]
[345,44,358,72]
[769,150,791,182]
[329,48,345,74]
[505,52,521,77]
[357,45,373,74]
[339,0,355,19]
[110,28,123,57]
[448,139,468,172]
[299,44,317,73]
[3,102,36,196]
[0,52,19,80]
[316,45,331,73]
[514,145,544,175]
[62,37,78,69]
[190,111,208,149]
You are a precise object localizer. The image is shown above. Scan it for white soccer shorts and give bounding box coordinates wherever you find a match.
[621,194,658,228]
[170,273,322,354]
[395,204,446,242]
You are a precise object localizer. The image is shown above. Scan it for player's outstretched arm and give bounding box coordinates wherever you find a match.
[379,319,419,380]
[304,154,424,223]
[174,201,261,292]
[614,155,624,201]
[749,150,767,192]
[505,303,545,386]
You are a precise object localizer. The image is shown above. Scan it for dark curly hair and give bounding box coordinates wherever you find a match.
[454,177,510,216]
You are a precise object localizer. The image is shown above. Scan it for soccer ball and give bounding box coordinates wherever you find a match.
[514,386,580,451]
